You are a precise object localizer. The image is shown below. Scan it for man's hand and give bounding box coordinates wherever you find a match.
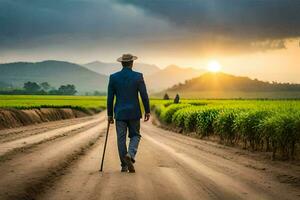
[144,113,150,122]
[108,116,114,124]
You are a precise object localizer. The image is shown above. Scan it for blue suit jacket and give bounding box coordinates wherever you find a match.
[107,67,150,120]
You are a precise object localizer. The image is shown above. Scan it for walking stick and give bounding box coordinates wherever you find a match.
[100,121,110,172]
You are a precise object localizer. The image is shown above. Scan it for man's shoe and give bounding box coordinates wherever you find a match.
[131,157,135,163]
[124,154,135,173]
[121,166,128,172]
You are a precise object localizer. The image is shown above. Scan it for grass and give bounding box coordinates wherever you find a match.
[0,95,107,110]
[151,99,300,160]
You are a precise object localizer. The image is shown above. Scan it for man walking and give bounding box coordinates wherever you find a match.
[107,54,150,173]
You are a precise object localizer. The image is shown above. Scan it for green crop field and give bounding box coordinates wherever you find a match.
[2,95,300,159]
[0,95,107,110]
[151,99,300,160]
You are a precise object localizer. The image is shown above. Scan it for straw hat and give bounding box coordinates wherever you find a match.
[117,54,138,62]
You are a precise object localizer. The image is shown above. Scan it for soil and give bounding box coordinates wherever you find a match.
[0,112,299,200]
[0,108,100,130]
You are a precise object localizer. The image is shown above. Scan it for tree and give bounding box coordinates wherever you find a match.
[58,84,77,95]
[23,81,41,93]
[49,89,59,95]
[40,82,50,91]
[163,93,170,100]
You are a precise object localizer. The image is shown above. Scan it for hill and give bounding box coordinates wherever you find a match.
[145,65,205,91]
[84,62,206,91]
[84,61,160,76]
[0,60,108,93]
[165,72,300,99]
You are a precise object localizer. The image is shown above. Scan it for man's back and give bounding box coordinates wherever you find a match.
[107,67,150,120]
[107,54,150,173]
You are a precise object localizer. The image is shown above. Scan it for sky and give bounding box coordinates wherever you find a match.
[0,0,300,83]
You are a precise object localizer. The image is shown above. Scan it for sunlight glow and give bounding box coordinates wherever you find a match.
[207,61,222,73]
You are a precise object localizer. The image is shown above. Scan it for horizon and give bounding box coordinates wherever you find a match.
[1,58,300,85]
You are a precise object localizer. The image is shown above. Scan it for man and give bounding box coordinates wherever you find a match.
[107,54,150,173]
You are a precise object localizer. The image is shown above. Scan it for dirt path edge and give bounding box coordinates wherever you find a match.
[0,108,102,130]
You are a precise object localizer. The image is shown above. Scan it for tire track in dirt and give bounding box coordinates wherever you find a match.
[0,115,98,142]
[0,115,105,158]
[0,119,107,200]
[0,121,100,162]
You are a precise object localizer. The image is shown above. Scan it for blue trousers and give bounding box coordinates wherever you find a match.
[116,120,141,167]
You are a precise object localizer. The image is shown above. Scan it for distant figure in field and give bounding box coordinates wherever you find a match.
[174,94,180,104]
[163,93,170,100]
[107,54,150,173]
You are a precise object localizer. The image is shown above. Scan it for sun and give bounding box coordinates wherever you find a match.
[207,60,222,73]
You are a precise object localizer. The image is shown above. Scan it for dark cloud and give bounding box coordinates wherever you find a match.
[0,0,299,59]
[0,0,171,49]
[118,0,300,42]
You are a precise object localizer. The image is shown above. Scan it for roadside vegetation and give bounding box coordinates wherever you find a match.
[0,95,106,112]
[151,99,300,160]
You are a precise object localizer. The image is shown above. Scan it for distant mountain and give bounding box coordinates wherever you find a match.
[145,65,205,91]
[169,72,300,92]
[84,61,160,76]
[0,60,108,93]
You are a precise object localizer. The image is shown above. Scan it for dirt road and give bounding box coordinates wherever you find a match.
[0,112,299,200]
